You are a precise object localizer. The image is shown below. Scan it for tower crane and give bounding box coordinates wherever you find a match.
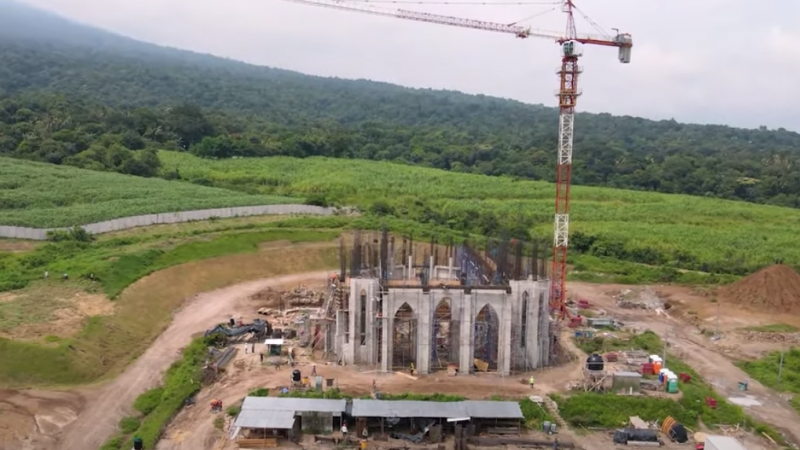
[277,0,633,319]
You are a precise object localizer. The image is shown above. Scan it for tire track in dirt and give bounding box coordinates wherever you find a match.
[57,271,331,450]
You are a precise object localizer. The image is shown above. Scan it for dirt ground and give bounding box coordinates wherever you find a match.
[157,349,583,450]
[0,271,332,450]
[6,271,800,450]
[155,280,800,450]
[570,282,800,446]
[0,284,114,341]
[0,389,84,450]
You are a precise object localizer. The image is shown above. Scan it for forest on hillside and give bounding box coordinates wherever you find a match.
[2,0,800,207]
[4,93,800,209]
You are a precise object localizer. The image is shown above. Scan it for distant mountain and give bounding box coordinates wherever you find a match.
[2,0,800,207]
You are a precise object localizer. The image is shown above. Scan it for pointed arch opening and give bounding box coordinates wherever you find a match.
[474,304,499,371]
[431,298,456,369]
[392,302,416,369]
[359,289,367,345]
[521,291,529,348]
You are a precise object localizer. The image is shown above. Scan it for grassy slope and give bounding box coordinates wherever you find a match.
[0,157,300,227]
[738,348,800,414]
[0,227,340,386]
[160,151,800,270]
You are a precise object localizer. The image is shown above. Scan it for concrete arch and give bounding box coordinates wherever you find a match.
[474,303,499,371]
[392,302,416,368]
[431,298,455,368]
[393,301,415,318]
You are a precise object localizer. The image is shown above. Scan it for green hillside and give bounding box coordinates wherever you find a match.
[1,1,800,208]
[160,151,798,276]
[0,157,299,227]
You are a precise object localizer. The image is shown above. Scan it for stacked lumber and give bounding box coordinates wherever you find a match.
[236,437,278,448]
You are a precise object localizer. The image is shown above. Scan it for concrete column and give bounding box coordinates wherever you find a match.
[449,291,460,364]
[459,291,474,374]
[448,257,454,279]
[539,286,551,367]
[365,282,375,365]
[499,294,513,376]
[416,291,432,374]
[389,241,395,280]
[429,256,434,282]
[408,256,413,280]
[522,288,535,370]
[381,292,392,373]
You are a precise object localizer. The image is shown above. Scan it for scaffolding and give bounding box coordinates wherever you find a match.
[335,229,559,374]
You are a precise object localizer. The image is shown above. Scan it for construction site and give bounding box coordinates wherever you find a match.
[327,230,557,376]
[200,230,560,379]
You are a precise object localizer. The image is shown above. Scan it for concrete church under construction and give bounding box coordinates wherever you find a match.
[321,230,558,376]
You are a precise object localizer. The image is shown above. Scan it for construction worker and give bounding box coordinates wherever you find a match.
[341,422,348,437]
[529,375,535,389]
[409,362,415,376]
[311,364,317,376]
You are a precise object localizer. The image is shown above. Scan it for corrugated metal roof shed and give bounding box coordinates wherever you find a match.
[234,409,296,429]
[242,397,347,416]
[462,401,524,419]
[353,400,466,418]
[352,400,523,420]
[705,436,748,450]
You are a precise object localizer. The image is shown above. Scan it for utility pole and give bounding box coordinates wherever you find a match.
[778,350,785,384]
[662,326,669,367]
[715,302,720,337]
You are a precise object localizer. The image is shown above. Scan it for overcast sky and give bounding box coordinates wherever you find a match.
[19,0,800,131]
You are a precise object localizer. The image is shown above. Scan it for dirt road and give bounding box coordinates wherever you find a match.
[570,282,800,446]
[638,319,800,446]
[57,271,331,450]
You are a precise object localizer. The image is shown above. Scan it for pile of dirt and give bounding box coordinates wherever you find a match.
[616,286,664,310]
[718,264,800,312]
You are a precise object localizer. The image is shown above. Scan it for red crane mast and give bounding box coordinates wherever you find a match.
[277,0,633,319]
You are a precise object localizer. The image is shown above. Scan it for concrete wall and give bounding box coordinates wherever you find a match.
[508,279,550,371]
[340,278,380,365]
[369,280,551,376]
[0,204,337,240]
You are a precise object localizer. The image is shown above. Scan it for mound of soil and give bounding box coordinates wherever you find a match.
[718,264,800,312]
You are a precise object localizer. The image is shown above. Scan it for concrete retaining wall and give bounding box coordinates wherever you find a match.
[0,204,337,241]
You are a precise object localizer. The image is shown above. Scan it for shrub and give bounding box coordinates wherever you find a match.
[519,398,554,429]
[558,393,692,428]
[119,416,141,434]
[133,387,164,415]
[248,388,269,397]
[214,416,225,430]
[47,226,95,242]
[99,435,124,450]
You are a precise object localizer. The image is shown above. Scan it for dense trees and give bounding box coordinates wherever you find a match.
[2,1,800,207]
